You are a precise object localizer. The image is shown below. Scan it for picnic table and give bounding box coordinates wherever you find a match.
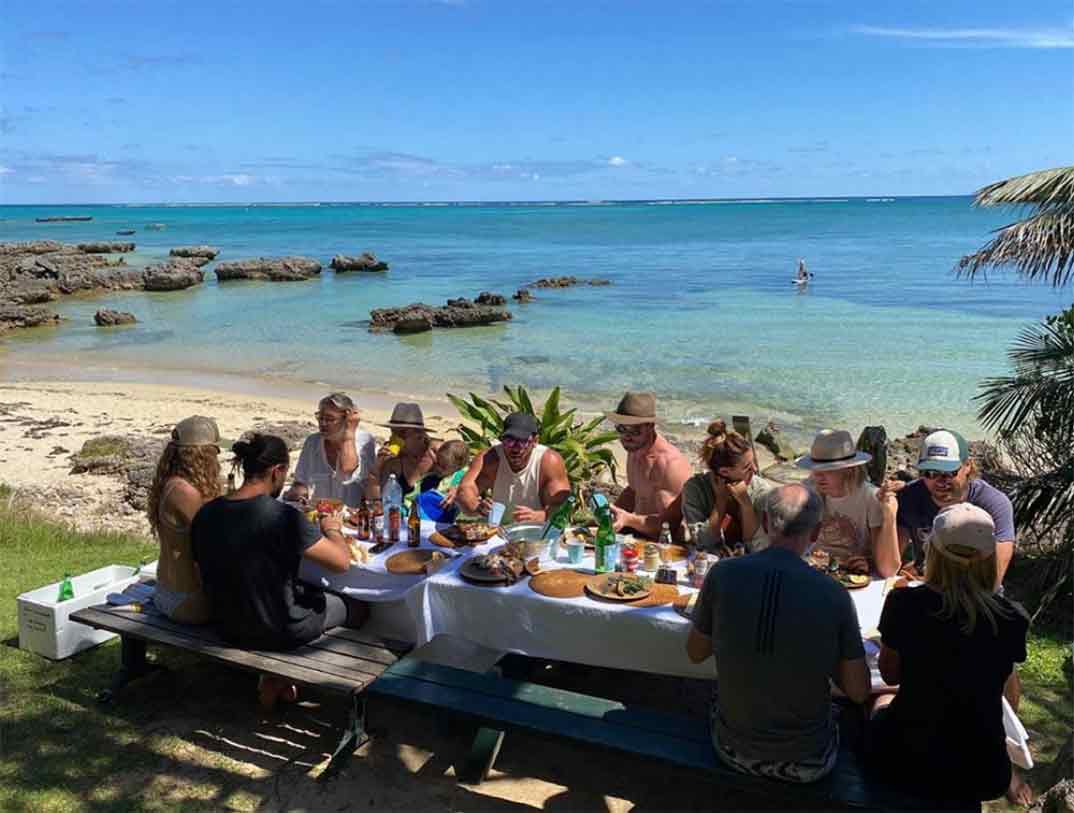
[301,520,892,685]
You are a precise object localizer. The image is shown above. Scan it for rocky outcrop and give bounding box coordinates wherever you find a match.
[142,260,204,291]
[1030,778,1074,813]
[94,309,137,326]
[475,291,506,306]
[77,242,135,253]
[35,215,92,222]
[252,421,313,451]
[169,245,219,261]
[370,298,512,333]
[755,421,797,462]
[116,230,136,236]
[513,288,535,303]
[0,240,68,255]
[215,256,321,282]
[532,276,611,288]
[0,305,61,333]
[4,279,57,305]
[330,252,388,272]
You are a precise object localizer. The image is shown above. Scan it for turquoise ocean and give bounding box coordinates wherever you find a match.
[1,198,1068,440]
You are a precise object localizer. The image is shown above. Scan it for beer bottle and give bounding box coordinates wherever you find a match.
[408,504,422,547]
[356,497,371,541]
[388,504,401,543]
[373,499,385,543]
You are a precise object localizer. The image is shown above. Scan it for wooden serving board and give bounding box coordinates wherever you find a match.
[629,583,680,608]
[385,549,438,575]
[528,569,591,599]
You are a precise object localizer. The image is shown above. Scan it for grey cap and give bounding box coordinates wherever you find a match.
[502,412,540,440]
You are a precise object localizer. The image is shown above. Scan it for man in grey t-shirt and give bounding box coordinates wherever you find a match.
[687,484,870,783]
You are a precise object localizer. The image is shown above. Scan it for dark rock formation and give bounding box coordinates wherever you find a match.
[755,421,797,462]
[142,260,204,291]
[331,252,388,272]
[856,426,888,485]
[4,279,57,305]
[35,215,92,222]
[215,256,322,282]
[475,291,506,306]
[116,230,136,236]
[0,243,144,309]
[370,298,512,333]
[532,276,612,288]
[513,288,535,303]
[169,245,219,261]
[94,309,137,326]
[0,305,61,333]
[77,242,135,253]
[0,240,69,255]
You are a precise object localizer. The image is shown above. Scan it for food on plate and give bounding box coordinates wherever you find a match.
[348,541,369,564]
[313,498,343,515]
[456,521,497,542]
[806,549,831,571]
[604,573,652,597]
[424,551,447,575]
[562,526,594,546]
[840,573,870,588]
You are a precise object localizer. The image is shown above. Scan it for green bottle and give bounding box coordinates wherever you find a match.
[57,574,75,602]
[541,494,576,542]
[594,505,616,573]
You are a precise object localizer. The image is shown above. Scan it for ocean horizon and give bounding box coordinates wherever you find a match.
[1,196,1068,444]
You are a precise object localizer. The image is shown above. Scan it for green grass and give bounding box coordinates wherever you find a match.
[0,486,1070,810]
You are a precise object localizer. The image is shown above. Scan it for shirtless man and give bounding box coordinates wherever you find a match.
[452,412,571,523]
[605,392,692,538]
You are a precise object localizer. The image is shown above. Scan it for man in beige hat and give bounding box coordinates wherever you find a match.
[606,392,691,538]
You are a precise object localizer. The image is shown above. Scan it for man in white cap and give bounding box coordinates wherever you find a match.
[605,392,691,538]
[895,429,1016,588]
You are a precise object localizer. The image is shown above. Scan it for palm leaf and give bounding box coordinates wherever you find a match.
[975,165,1074,207]
[540,386,562,429]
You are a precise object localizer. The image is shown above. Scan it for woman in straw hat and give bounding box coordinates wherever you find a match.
[373,403,438,507]
[146,416,222,624]
[797,429,901,577]
[867,503,1028,804]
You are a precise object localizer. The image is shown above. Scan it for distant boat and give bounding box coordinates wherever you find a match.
[145,223,167,230]
[116,230,136,236]
[35,215,92,222]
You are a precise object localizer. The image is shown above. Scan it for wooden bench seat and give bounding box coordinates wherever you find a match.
[369,658,980,811]
[71,604,405,775]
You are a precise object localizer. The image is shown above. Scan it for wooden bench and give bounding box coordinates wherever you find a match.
[71,604,406,776]
[368,658,979,811]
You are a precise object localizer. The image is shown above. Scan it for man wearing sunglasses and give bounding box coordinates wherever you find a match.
[453,412,571,524]
[605,392,692,539]
[894,429,1016,588]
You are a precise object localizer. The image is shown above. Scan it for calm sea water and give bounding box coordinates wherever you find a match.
[1,199,1067,440]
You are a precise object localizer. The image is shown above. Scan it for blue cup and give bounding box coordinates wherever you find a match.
[567,540,585,564]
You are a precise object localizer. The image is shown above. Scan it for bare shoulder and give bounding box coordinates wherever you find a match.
[164,476,200,501]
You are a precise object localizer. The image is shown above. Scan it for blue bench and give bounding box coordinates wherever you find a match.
[369,658,979,811]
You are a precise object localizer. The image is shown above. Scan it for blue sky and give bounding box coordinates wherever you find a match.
[1,0,1071,203]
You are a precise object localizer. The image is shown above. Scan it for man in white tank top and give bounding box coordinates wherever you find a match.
[453,412,572,524]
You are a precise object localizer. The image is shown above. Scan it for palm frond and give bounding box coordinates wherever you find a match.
[974,165,1074,207]
[956,205,1074,288]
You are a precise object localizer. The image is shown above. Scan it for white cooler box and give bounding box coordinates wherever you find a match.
[17,565,140,660]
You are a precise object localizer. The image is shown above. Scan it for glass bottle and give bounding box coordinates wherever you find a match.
[356,497,371,541]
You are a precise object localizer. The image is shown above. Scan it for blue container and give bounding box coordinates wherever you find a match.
[418,490,458,524]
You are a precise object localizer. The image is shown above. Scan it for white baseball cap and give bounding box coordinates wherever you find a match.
[931,503,996,561]
[917,429,969,473]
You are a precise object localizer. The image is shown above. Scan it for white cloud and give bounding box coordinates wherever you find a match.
[0,165,13,175]
[608,156,629,167]
[849,24,1074,49]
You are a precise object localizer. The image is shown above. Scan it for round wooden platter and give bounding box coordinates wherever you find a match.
[385,549,439,575]
[528,569,592,599]
[584,574,653,603]
[629,582,680,608]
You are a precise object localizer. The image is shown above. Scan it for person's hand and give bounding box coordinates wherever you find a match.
[610,504,631,532]
[373,445,394,476]
[513,505,544,523]
[320,513,343,536]
[877,481,899,519]
[726,478,750,505]
[283,485,308,505]
[344,409,360,438]
[477,495,494,516]
[439,487,458,508]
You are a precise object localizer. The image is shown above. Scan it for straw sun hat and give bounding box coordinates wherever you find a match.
[795,429,872,472]
[604,391,658,425]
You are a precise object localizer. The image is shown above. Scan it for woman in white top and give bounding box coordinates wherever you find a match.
[797,429,901,577]
[284,393,376,507]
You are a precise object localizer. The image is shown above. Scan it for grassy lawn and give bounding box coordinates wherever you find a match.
[0,487,1070,811]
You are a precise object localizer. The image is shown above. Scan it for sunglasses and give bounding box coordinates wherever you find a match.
[615,424,645,437]
[921,468,960,481]
[314,412,346,423]
[501,436,534,449]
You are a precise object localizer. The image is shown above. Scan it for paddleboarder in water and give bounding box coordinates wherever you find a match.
[796,258,812,284]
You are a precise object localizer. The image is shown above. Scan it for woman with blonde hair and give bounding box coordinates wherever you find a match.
[665,420,775,550]
[868,503,1028,803]
[796,429,901,577]
[146,415,222,624]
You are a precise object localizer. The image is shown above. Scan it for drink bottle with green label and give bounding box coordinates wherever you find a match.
[57,574,75,602]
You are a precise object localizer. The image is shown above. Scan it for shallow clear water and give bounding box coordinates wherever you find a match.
[1,198,1067,440]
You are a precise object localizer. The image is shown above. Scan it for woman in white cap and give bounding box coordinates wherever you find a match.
[797,429,901,577]
[146,415,222,624]
[867,503,1029,804]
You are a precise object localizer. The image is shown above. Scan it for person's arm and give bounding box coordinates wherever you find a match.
[878,643,901,686]
[686,568,717,663]
[615,486,636,512]
[451,450,496,513]
[662,493,686,543]
[161,478,207,530]
[301,514,352,574]
[686,627,713,663]
[871,482,901,578]
[726,478,759,543]
[994,541,1014,589]
[836,657,870,703]
[335,410,361,477]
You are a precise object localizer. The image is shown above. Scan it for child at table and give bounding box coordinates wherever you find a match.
[429,440,471,496]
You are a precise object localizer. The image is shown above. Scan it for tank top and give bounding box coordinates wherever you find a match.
[492,443,548,523]
[155,479,212,624]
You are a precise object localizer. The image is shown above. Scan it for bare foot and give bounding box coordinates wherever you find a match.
[1006,768,1034,807]
[257,675,299,709]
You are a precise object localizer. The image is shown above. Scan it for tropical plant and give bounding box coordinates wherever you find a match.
[957,166,1073,622]
[446,385,619,489]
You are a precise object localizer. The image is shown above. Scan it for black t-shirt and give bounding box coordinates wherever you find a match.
[872,585,1028,801]
[192,494,325,650]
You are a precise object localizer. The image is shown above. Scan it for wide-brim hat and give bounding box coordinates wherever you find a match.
[379,402,436,435]
[172,415,220,448]
[605,391,657,425]
[796,429,872,471]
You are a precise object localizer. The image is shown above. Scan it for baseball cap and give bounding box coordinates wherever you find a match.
[917,429,969,473]
[930,503,996,561]
[172,415,221,448]
[502,412,540,440]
